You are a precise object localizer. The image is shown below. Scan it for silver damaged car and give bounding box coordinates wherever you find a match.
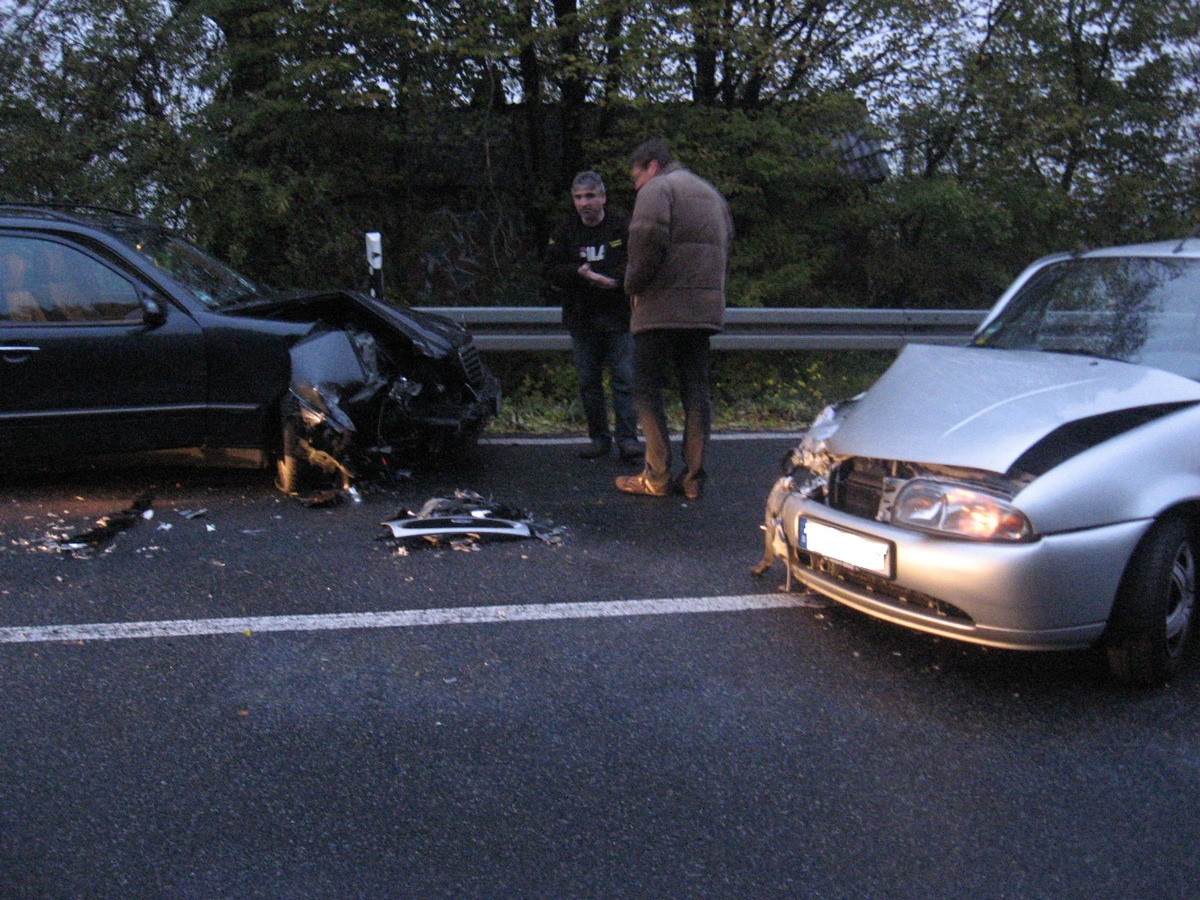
[756,239,1200,685]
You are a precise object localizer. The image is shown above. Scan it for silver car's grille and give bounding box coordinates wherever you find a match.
[827,456,1030,522]
[827,457,909,519]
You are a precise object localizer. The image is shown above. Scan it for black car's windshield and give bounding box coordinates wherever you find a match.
[113,227,260,309]
[974,255,1200,379]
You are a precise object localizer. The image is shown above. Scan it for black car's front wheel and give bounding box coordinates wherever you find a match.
[1106,512,1198,687]
[274,415,307,495]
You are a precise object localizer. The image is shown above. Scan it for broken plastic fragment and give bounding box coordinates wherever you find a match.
[381,490,565,551]
[382,514,534,541]
[34,491,155,558]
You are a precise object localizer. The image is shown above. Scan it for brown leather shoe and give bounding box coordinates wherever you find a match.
[680,478,703,500]
[615,472,670,497]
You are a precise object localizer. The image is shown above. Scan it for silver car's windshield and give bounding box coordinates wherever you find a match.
[975,255,1200,379]
[113,228,260,309]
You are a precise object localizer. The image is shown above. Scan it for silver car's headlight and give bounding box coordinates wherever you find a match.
[891,479,1033,542]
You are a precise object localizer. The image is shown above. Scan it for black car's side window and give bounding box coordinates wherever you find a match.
[0,235,142,324]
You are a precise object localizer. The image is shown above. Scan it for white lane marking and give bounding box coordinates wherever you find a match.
[0,594,805,645]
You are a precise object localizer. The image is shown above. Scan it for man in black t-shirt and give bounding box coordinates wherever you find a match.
[544,171,642,460]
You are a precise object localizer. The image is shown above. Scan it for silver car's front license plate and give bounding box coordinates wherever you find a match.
[800,517,893,577]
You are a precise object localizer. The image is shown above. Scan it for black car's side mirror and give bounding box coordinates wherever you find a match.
[141,296,167,328]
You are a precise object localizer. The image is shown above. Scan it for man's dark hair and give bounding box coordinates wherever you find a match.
[571,171,606,193]
[629,137,674,169]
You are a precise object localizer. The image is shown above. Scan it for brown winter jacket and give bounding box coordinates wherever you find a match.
[624,161,733,334]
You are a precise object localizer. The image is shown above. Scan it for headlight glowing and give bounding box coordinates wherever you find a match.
[892,479,1033,542]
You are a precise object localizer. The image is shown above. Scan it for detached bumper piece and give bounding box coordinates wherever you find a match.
[381,490,565,554]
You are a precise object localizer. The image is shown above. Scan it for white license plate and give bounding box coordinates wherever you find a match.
[800,518,892,577]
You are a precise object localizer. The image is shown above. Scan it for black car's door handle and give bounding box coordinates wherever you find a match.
[1,344,41,363]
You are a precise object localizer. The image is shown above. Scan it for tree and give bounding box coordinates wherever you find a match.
[1,0,1197,310]
[624,0,953,110]
[895,0,1200,244]
[0,0,214,217]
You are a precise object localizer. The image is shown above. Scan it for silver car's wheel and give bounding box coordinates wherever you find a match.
[1106,514,1197,687]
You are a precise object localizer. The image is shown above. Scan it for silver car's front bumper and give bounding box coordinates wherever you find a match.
[767,479,1152,651]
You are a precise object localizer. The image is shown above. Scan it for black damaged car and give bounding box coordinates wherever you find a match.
[0,204,501,493]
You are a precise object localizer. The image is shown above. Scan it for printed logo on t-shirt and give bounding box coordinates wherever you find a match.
[578,245,606,262]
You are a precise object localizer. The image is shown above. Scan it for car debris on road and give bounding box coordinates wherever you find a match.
[23,491,155,558]
[381,490,566,554]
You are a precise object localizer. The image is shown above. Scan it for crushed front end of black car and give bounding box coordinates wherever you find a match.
[261,292,502,496]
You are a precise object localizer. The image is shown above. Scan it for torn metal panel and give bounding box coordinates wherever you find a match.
[383,513,534,541]
[382,490,565,551]
[279,317,498,501]
[778,400,852,503]
[755,402,853,580]
[288,329,375,399]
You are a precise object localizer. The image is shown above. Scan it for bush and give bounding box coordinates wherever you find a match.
[484,349,893,434]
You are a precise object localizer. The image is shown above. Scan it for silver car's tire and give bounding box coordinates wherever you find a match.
[1106,513,1197,687]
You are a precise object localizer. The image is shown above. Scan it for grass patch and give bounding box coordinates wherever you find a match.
[484,349,894,435]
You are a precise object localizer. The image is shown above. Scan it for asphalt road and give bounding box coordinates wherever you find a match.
[2,436,1199,898]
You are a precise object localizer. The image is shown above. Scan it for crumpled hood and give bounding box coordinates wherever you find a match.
[353,293,467,358]
[229,289,467,359]
[830,343,1200,473]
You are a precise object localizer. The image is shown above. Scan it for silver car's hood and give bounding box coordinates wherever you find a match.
[831,343,1200,473]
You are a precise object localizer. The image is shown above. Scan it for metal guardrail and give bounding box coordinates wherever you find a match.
[416,306,989,351]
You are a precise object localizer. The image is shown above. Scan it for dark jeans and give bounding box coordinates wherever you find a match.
[632,329,712,488]
[570,329,638,445]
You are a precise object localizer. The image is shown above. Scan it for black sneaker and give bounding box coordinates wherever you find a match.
[578,439,612,459]
[617,441,643,461]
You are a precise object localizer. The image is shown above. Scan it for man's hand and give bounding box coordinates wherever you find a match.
[579,263,618,289]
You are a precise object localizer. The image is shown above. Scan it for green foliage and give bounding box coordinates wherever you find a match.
[0,0,213,215]
[709,350,890,430]
[486,352,583,432]
[585,97,887,308]
[484,348,892,434]
[850,176,1025,308]
[893,0,1200,260]
[1,0,1198,317]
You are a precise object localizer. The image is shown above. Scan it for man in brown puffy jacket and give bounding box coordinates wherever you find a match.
[616,137,733,500]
